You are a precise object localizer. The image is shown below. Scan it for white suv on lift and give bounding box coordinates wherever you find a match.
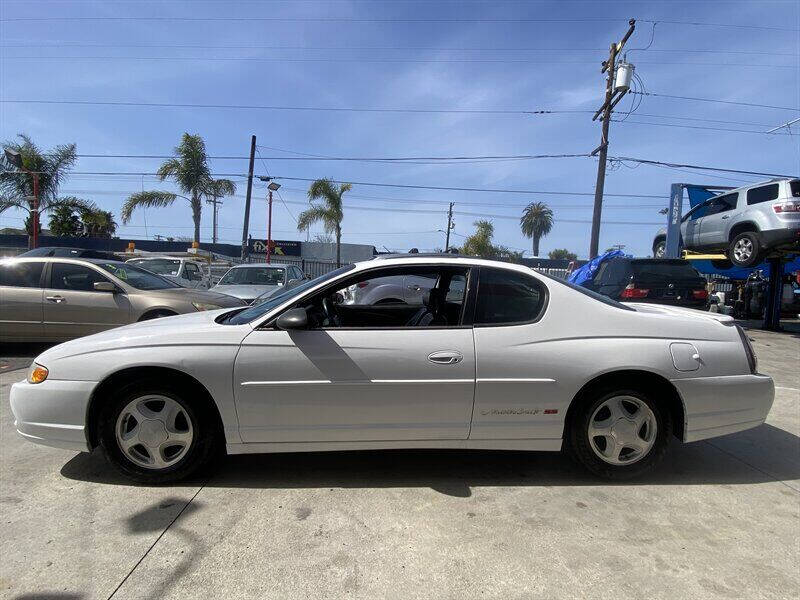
[652,178,800,267]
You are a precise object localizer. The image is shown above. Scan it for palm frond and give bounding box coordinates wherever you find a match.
[297,204,335,233]
[0,197,28,215]
[41,195,96,214]
[121,191,177,223]
[308,178,338,203]
[156,158,181,182]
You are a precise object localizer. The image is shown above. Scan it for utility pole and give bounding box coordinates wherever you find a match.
[206,195,222,244]
[241,135,256,261]
[444,202,454,252]
[589,18,636,259]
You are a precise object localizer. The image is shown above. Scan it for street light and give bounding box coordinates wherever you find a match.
[4,148,40,249]
[258,177,281,263]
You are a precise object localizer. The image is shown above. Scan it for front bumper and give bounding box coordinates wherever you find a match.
[9,378,97,452]
[673,373,774,442]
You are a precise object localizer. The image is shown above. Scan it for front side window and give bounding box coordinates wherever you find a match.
[184,263,200,281]
[747,184,780,205]
[705,193,738,216]
[50,263,112,292]
[219,266,285,286]
[298,266,469,328]
[0,261,44,288]
[97,262,179,290]
[474,268,546,326]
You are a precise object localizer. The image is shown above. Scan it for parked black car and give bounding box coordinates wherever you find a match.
[18,246,118,260]
[584,258,709,309]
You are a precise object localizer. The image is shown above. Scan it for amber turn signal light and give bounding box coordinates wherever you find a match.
[27,364,49,384]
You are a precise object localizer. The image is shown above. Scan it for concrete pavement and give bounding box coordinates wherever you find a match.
[0,327,798,599]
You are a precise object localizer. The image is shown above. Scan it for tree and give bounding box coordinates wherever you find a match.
[548,248,578,261]
[1,134,94,241]
[49,204,82,236]
[461,219,496,258]
[81,208,117,238]
[297,178,350,266]
[121,133,235,243]
[520,201,554,257]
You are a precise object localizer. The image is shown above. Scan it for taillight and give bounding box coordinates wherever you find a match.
[735,325,758,374]
[773,201,800,213]
[620,283,649,299]
[692,289,709,300]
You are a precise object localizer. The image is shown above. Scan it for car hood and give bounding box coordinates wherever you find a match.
[144,287,245,307]
[210,284,280,300]
[36,307,249,363]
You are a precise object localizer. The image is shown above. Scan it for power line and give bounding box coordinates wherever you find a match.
[2,42,794,57]
[2,55,795,68]
[609,157,797,179]
[612,118,791,136]
[630,91,799,112]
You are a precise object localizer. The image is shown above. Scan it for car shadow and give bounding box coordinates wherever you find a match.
[60,423,800,496]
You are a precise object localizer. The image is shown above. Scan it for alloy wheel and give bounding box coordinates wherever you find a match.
[115,394,194,470]
[587,395,657,465]
[733,238,753,262]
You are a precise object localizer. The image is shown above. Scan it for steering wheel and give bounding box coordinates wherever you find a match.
[321,296,340,327]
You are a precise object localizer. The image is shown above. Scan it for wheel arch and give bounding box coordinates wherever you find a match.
[564,369,685,442]
[728,221,760,242]
[85,365,225,449]
[138,308,179,321]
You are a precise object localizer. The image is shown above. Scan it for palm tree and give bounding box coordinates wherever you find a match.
[297,178,350,266]
[1,134,94,240]
[81,208,117,238]
[461,220,496,258]
[122,133,235,243]
[520,201,554,257]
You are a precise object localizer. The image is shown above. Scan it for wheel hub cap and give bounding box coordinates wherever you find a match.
[587,395,657,466]
[115,395,194,470]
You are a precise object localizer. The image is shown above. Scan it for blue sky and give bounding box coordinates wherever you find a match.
[1,0,798,257]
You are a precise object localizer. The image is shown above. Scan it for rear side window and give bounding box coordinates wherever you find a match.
[475,268,545,326]
[0,262,43,287]
[747,184,780,205]
[50,263,110,291]
[790,180,800,197]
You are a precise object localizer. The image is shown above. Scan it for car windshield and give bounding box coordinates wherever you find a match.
[97,262,180,290]
[224,265,355,325]
[219,266,285,286]
[632,260,702,280]
[537,270,634,311]
[129,258,182,275]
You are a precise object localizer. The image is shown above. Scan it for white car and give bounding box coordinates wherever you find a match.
[10,255,773,483]
[126,256,211,289]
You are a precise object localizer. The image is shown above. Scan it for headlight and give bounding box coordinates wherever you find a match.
[192,302,221,311]
[27,363,48,384]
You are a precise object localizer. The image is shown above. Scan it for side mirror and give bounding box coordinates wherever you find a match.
[276,307,309,330]
[93,281,116,293]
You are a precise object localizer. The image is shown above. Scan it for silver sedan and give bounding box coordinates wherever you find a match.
[9,255,773,483]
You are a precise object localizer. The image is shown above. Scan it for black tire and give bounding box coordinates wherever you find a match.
[138,310,178,321]
[97,379,218,484]
[729,231,763,268]
[567,387,671,480]
[652,239,666,258]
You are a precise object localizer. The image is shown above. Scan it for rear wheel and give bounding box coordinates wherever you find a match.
[98,381,218,483]
[653,239,666,258]
[568,388,671,479]
[729,231,762,268]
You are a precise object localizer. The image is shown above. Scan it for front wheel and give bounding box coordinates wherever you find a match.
[729,232,763,268]
[568,388,671,479]
[98,381,218,483]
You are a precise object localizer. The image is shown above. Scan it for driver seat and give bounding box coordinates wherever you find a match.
[405,288,448,326]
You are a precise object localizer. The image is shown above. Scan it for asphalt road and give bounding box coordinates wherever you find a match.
[0,326,798,599]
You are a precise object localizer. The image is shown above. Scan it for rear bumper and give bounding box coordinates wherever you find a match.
[759,227,800,250]
[672,374,774,442]
[9,379,96,452]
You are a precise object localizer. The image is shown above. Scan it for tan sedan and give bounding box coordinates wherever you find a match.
[0,257,246,342]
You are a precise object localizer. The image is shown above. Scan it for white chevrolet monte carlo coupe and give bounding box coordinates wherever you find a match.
[10,255,773,483]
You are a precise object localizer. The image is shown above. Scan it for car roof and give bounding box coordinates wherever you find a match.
[1,255,127,266]
[232,262,292,268]
[353,254,534,274]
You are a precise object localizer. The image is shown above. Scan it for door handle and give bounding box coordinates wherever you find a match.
[428,350,463,365]
[45,295,65,303]
[407,284,421,291]
[721,215,730,219]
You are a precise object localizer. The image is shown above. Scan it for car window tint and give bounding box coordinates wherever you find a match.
[184,263,199,280]
[0,261,44,287]
[791,180,800,197]
[475,268,545,325]
[747,184,780,205]
[50,263,110,291]
[705,193,738,215]
[631,261,702,280]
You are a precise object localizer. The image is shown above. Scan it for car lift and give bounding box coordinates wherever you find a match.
[664,183,795,332]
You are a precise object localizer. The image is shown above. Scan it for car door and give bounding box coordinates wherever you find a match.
[470,266,558,440]
[699,192,739,248]
[43,261,132,339]
[183,262,202,288]
[0,260,45,340]
[233,264,476,443]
